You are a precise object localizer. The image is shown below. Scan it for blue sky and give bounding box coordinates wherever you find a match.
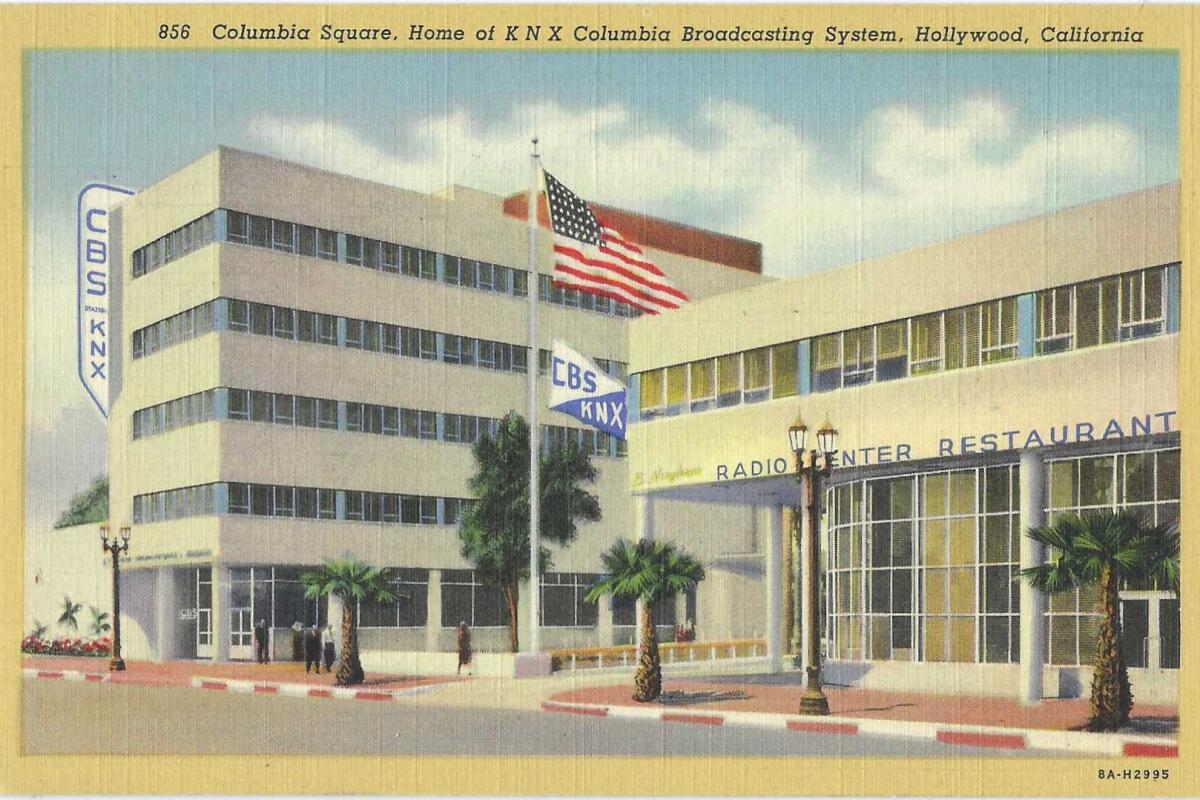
[25,50,1178,530]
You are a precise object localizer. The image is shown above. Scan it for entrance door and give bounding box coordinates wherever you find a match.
[229,607,253,660]
[1120,593,1179,670]
[229,575,254,660]
[195,568,213,658]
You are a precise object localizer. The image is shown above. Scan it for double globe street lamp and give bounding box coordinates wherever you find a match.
[99,524,131,671]
[788,416,838,716]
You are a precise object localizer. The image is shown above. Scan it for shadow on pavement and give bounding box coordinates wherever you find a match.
[659,689,751,706]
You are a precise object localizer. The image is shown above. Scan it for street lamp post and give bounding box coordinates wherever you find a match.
[99,524,131,671]
[789,416,838,716]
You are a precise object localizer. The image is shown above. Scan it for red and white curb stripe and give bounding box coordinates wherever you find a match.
[541,700,1177,757]
[22,667,109,683]
[190,676,446,702]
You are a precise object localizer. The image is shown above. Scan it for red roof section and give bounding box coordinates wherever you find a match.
[501,192,762,274]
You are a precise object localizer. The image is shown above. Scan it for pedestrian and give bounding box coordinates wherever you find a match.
[456,621,472,675]
[254,618,270,664]
[290,620,304,662]
[304,624,321,673]
[321,622,336,672]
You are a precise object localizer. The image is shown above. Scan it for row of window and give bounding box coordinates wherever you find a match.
[133,208,641,318]
[131,482,470,526]
[131,213,216,278]
[131,387,628,458]
[131,298,625,385]
[637,265,1175,418]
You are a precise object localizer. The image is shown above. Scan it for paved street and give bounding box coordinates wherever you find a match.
[24,679,1027,757]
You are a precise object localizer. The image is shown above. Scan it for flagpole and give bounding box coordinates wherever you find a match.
[527,136,541,655]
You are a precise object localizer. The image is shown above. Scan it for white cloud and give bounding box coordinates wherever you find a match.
[246,95,1147,276]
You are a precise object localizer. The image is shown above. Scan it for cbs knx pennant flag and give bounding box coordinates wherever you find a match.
[548,340,628,440]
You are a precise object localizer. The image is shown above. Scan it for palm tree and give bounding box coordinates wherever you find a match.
[586,538,705,702]
[30,620,48,640]
[300,557,396,686]
[1021,509,1178,731]
[57,596,82,632]
[88,606,112,637]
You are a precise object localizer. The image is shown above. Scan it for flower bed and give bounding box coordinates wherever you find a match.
[21,635,112,657]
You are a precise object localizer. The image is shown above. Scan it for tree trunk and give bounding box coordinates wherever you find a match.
[504,583,520,653]
[336,601,364,687]
[633,602,661,702]
[1089,565,1132,731]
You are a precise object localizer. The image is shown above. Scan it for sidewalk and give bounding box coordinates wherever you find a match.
[543,676,1178,756]
[22,655,462,692]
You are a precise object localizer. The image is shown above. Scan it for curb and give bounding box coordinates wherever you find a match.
[21,666,447,703]
[22,667,109,683]
[191,676,447,702]
[540,700,1178,757]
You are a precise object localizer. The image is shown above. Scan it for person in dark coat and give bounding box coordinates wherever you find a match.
[456,621,472,675]
[321,623,336,672]
[253,618,270,664]
[304,624,322,673]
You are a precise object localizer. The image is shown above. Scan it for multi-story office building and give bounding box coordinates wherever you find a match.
[104,147,767,663]
[627,182,1180,702]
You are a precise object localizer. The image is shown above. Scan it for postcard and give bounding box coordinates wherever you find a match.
[5,3,1194,796]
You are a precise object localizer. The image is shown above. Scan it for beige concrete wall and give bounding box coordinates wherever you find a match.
[630,182,1178,371]
[24,524,111,637]
[630,334,1177,492]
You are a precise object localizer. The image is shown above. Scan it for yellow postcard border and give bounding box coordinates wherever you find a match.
[1,3,1195,795]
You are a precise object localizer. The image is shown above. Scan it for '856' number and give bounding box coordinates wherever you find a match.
[158,24,190,39]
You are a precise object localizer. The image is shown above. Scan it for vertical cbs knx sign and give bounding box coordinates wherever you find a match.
[77,183,134,419]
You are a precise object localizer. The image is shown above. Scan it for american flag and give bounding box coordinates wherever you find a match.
[542,170,689,316]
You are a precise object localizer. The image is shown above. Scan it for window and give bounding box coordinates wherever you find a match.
[226,212,249,244]
[843,328,875,386]
[345,234,363,266]
[317,399,338,430]
[742,348,770,403]
[876,321,908,380]
[945,305,981,370]
[345,319,364,350]
[664,365,687,412]
[812,334,841,392]
[381,242,400,273]
[272,307,295,340]
[296,396,317,428]
[228,299,250,333]
[1120,267,1166,340]
[770,343,798,398]
[980,298,1017,363]
[1036,287,1073,354]
[910,313,942,375]
[272,220,295,253]
[712,354,739,407]
[297,225,317,257]
[639,369,664,417]
[688,360,715,412]
[317,230,338,261]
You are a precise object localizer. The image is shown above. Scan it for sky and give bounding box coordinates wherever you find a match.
[24,50,1178,532]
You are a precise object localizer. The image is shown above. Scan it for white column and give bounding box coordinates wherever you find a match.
[327,593,345,633]
[517,576,533,651]
[214,565,231,662]
[153,568,180,662]
[597,593,615,646]
[764,506,783,671]
[1019,450,1048,705]
[425,569,442,652]
[635,494,655,650]
[798,492,814,673]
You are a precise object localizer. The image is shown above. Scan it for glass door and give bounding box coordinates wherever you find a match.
[1120,593,1180,671]
[229,573,253,660]
[195,568,213,658]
